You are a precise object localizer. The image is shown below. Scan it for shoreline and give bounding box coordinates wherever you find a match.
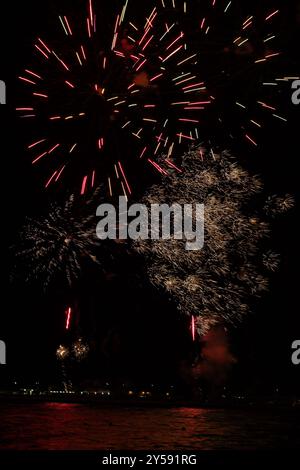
[0,394,299,411]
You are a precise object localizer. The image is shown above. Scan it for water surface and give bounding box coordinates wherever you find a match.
[0,403,299,450]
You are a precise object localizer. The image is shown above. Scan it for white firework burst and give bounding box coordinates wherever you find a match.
[132,146,292,334]
[15,193,101,287]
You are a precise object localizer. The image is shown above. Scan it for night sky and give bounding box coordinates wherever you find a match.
[1,0,299,394]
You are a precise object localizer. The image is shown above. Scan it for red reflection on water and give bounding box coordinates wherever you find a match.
[44,402,79,410]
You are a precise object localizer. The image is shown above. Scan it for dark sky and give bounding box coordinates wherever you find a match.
[0,0,299,392]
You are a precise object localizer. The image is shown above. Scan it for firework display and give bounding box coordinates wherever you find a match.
[2,1,299,451]
[262,250,281,272]
[16,0,294,195]
[15,194,101,287]
[72,338,90,361]
[185,0,294,148]
[56,344,70,361]
[13,1,297,348]
[57,339,90,362]
[16,0,211,195]
[132,146,293,334]
[264,194,295,217]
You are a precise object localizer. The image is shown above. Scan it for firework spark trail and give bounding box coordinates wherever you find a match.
[17,0,211,195]
[65,307,72,330]
[191,316,196,341]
